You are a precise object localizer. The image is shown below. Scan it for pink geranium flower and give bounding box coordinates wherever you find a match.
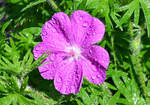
[33,10,110,94]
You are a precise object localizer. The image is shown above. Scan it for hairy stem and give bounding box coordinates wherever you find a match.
[129,22,150,104]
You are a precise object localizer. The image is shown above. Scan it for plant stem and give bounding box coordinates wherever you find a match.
[129,22,150,104]
[111,34,117,70]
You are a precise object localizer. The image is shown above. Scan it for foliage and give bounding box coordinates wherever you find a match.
[0,0,150,104]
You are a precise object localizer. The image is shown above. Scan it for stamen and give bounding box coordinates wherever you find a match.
[65,45,81,59]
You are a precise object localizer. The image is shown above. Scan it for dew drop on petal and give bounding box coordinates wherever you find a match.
[71,85,75,92]
[91,76,96,80]
[102,61,104,64]
[57,77,62,82]
[34,53,38,58]
[35,46,41,51]
[50,71,53,75]
[97,75,101,78]
[65,88,69,93]
[79,16,83,20]
[61,15,65,19]
[83,22,88,27]
[89,50,92,54]
[102,52,106,57]
[47,24,51,29]
[51,19,56,24]
[69,73,73,79]
[42,31,47,36]
[92,69,97,72]
[65,82,68,86]
[52,29,56,33]
[106,58,109,62]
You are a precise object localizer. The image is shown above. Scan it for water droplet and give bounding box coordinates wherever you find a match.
[47,24,51,29]
[97,75,101,78]
[102,61,104,64]
[102,52,106,57]
[52,29,56,32]
[89,50,92,54]
[69,73,73,79]
[57,77,62,82]
[92,69,97,72]
[76,74,80,79]
[34,53,38,57]
[70,85,75,92]
[35,46,41,51]
[93,32,96,35]
[45,73,49,76]
[75,76,79,80]
[50,71,53,75]
[51,20,55,24]
[94,18,97,22]
[79,16,83,20]
[91,76,96,80]
[83,22,88,27]
[42,31,47,36]
[61,15,65,19]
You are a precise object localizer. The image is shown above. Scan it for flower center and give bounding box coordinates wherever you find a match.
[65,45,81,59]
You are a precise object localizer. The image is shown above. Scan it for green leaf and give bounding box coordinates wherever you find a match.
[78,0,87,10]
[110,11,123,30]
[78,88,91,105]
[105,82,117,90]
[24,90,56,105]
[21,0,46,12]
[76,99,85,105]
[1,19,12,35]
[140,0,150,37]
[117,98,130,105]
[20,76,29,92]
[108,91,120,105]
[134,1,140,25]
[21,27,41,36]
[0,94,15,105]
[119,0,137,27]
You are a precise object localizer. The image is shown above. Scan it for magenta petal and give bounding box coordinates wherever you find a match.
[79,57,106,84]
[81,45,109,84]
[38,55,55,80]
[38,52,66,80]
[83,45,110,69]
[41,12,71,52]
[33,42,67,80]
[83,17,105,45]
[33,42,49,60]
[54,60,83,94]
[70,10,92,45]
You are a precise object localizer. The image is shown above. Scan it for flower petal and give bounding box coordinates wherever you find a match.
[81,45,110,84]
[38,55,55,80]
[33,42,49,60]
[38,52,67,80]
[70,10,93,45]
[54,60,83,94]
[33,42,67,80]
[70,10,105,46]
[83,45,110,69]
[79,57,106,84]
[83,17,105,45]
[41,12,71,51]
